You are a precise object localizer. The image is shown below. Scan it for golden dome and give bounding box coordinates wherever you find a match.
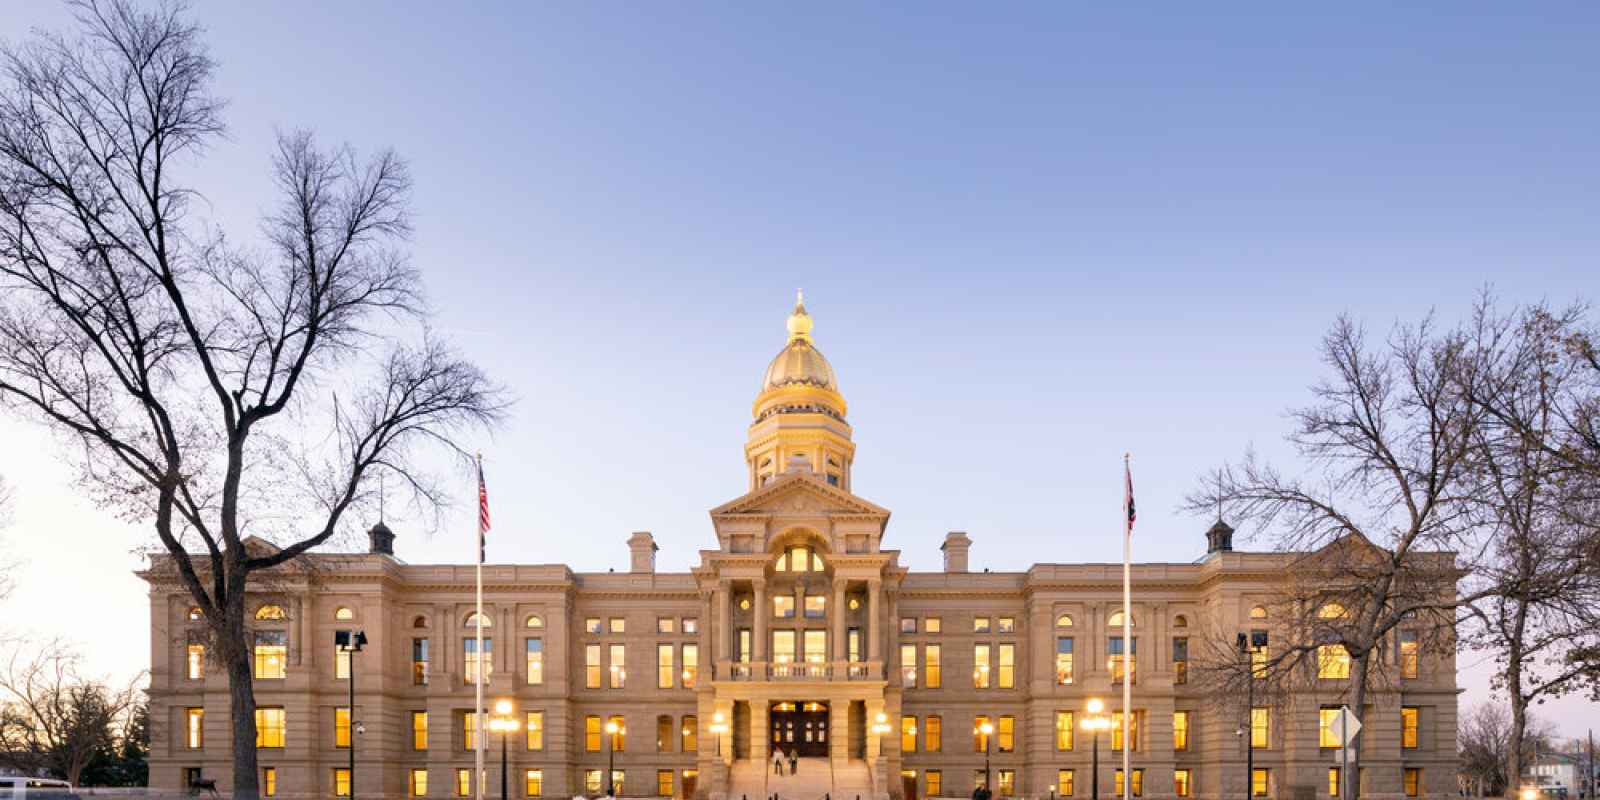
[763,290,837,392]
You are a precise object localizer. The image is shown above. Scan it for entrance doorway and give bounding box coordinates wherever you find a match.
[769,701,829,757]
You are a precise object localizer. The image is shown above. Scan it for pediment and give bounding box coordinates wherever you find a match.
[710,473,889,519]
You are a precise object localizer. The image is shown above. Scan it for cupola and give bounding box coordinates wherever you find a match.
[745,291,856,492]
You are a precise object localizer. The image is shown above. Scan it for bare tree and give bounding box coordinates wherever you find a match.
[1456,300,1600,790]
[1457,701,1557,798]
[0,3,503,797]
[1187,315,1484,800]
[0,640,141,785]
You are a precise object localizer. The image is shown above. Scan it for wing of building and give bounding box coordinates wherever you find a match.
[141,294,1458,800]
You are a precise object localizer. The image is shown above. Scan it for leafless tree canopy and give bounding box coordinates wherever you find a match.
[0,640,142,785]
[0,2,503,796]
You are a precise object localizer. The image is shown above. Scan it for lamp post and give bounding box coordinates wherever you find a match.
[977,720,995,796]
[709,712,729,757]
[488,699,519,800]
[1236,633,1263,800]
[1080,698,1111,800]
[605,719,625,797]
[871,711,893,763]
[335,630,368,800]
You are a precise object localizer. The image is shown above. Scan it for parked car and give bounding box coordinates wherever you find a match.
[0,777,81,799]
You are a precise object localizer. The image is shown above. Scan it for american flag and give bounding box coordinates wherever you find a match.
[1124,459,1136,533]
[477,459,491,563]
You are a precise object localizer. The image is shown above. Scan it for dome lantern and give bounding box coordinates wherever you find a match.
[744,291,856,493]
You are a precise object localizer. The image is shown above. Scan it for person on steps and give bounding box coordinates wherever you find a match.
[788,749,798,776]
[772,746,784,776]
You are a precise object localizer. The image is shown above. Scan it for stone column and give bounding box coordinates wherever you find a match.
[868,578,882,662]
[831,578,846,664]
[715,580,731,663]
[753,579,768,663]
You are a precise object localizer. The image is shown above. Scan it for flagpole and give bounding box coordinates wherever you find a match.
[1122,453,1132,800]
[475,453,485,800]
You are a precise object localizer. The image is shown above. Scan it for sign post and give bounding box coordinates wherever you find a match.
[1335,706,1363,800]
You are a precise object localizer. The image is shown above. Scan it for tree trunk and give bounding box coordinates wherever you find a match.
[1345,652,1371,800]
[222,585,261,800]
[1505,598,1530,799]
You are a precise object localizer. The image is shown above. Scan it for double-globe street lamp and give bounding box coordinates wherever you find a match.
[1234,632,1267,800]
[975,720,995,796]
[488,699,521,800]
[605,719,627,797]
[1079,698,1112,800]
[335,631,368,800]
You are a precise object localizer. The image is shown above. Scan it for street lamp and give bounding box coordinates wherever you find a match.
[488,699,520,800]
[1236,632,1266,800]
[976,720,995,796]
[1080,698,1112,800]
[335,630,367,800]
[709,712,729,757]
[605,719,625,797]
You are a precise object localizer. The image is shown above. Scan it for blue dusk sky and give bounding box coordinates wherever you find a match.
[0,3,1596,733]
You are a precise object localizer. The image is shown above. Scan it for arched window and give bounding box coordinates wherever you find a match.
[1173,614,1188,628]
[464,611,493,628]
[1249,606,1268,620]
[335,607,355,621]
[526,615,544,629]
[187,607,203,621]
[1107,610,1134,627]
[1318,603,1348,620]
[412,615,429,629]
[254,604,287,621]
[774,545,825,573]
[1055,614,1074,628]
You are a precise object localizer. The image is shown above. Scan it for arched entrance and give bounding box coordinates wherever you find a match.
[769,701,829,757]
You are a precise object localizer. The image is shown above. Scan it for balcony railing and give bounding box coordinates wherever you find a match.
[716,661,884,681]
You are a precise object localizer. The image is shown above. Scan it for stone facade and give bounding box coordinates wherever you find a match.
[142,296,1457,799]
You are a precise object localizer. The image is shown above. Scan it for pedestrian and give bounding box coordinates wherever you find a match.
[772,746,784,776]
[788,748,798,775]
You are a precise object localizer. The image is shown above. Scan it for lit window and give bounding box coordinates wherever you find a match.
[526,638,544,685]
[804,595,826,618]
[1055,711,1074,751]
[1250,707,1269,749]
[412,638,430,685]
[804,630,827,663]
[1401,707,1419,749]
[255,707,286,748]
[973,644,991,688]
[928,771,943,797]
[464,638,493,685]
[526,769,543,797]
[1251,769,1269,797]
[335,707,350,748]
[998,769,1016,797]
[998,715,1015,752]
[586,645,601,689]
[657,770,674,798]
[412,711,428,750]
[586,715,602,752]
[1056,614,1074,627]
[254,604,287,621]
[334,768,350,797]
[526,615,544,629]
[1108,610,1134,627]
[998,617,1015,633]
[609,618,625,634]
[1115,769,1144,798]
[187,606,203,621]
[1399,630,1419,678]
[1112,711,1140,751]
[680,715,697,752]
[457,768,472,797]
[1249,605,1267,620]
[1173,711,1189,751]
[1056,637,1075,685]
[335,607,354,621]
[683,644,699,689]
[585,618,602,634]
[682,618,698,634]
[926,715,942,751]
[1175,769,1191,798]
[998,644,1016,688]
[253,631,287,680]
[974,617,992,633]
[1172,637,1188,685]
[584,770,603,795]
[657,617,675,633]
[334,635,351,680]
[902,715,918,753]
[774,596,795,618]
[926,644,942,688]
[1057,770,1074,797]
[656,715,673,753]
[901,644,918,687]
[465,611,493,628]
[1109,636,1136,684]
[185,707,203,748]
[1404,768,1421,797]
[462,711,480,751]
[609,715,626,751]
[410,768,428,797]
[1318,603,1347,619]
[186,643,206,680]
[1250,632,1269,678]
[527,711,544,750]
[609,644,626,688]
[1319,708,1341,748]
[1328,768,1340,798]
[658,644,675,689]
[1318,644,1351,679]
[264,767,277,797]
[925,618,942,633]
[974,715,991,752]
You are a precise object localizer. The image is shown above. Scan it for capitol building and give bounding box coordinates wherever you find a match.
[143,297,1457,800]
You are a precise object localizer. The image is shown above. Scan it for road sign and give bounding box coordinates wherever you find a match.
[1335,706,1362,748]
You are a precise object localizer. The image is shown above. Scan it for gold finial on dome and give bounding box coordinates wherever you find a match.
[786,288,813,342]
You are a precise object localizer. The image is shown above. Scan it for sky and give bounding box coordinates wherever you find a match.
[0,2,1597,736]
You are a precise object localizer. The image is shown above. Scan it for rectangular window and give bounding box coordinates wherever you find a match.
[683,644,699,689]
[1328,768,1340,798]
[1172,637,1188,685]
[1175,769,1191,798]
[998,617,1015,633]
[526,638,544,685]
[584,770,603,795]
[334,636,351,680]
[804,595,826,618]
[463,710,480,751]
[998,643,1016,688]
[683,617,698,633]
[253,631,287,679]
[998,769,1016,797]
[186,644,205,680]
[1404,768,1421,797]
[609,715,626,751]
[255,707,286,748]
[974,617,992,633]
[926,644,942,688]
[585,618,602,634]
[658,618,675,634]
[413,638,430,685]
[609,643,626,688]
[412,711,428,751]
[902,715,918,753]
[586,715,602,752]
[774,630,797,663]
[185,707,203,748]
[1251,707,1269,749]
[334,768,351,797]
[926,617,942,633]
[464,638,493,685]
[1401,707,1419,749]
[1055,711,1074,751]
[774,596,795,618]
[998,715,1015,752]
[1115,769,1144,798]
[611,771,626,795]
[975,770,989,791]
[526,711,544,750]
[658,643,675,689]
[738,628,752,662]
[848,627,862,662]
[457,768,473,797]
[1251,632,1269,678]
[804,630,827,663]
[526,770,543,798]
[264,767,277,797]
[1056,637,1075,685]
[1109,636,1137,684]
[335,707,351,748]
[974,715,991,752]
[928,770,943,797]
[1057,770,1074,797]
[1319,708,1341,748]
[901,617,918,633]
[586,644,602,689]
[901,643,918,687]
[658,770,674,797]
[1173,711,1189,751]
[681,715,698,752]
[1399,631,1419,678]
[657,716,673,752]
[974,644,991,688]
[1112,711,1140,751]
[410,768,428,797]
[926,715,942,752]
[1251,769,1269,798]
[1317,644,1351,679]
[609,617,626,633]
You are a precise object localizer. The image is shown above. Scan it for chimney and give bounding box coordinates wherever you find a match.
[941,531,972,573]
[1206,519,1234,554]
[628,531,658,574]
[368,520,395,556]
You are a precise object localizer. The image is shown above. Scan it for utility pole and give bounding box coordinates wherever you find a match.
[1587,730,1593,800]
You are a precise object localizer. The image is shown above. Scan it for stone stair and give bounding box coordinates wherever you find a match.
[728,758,769,800]
[767,757,833,800]
[830,759,876,800]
